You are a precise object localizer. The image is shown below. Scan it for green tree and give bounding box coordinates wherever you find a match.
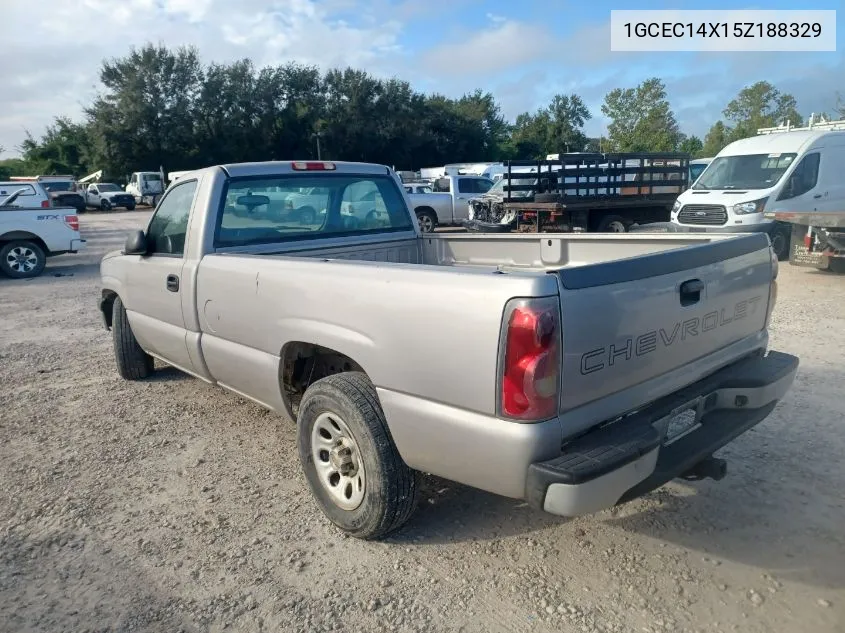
[722,81,801,140]
[701,121,730,156]
[678,134,704,157]
[19,117,92,175]
[506,93,591,158]
[86,43,204,176]
[601,78,682,152]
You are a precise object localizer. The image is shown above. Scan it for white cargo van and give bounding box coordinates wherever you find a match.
[670,127,845,260]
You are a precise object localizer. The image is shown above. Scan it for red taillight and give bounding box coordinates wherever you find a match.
[41,200,50,208]
[64,215,79,231]
[291,161,336,171]
[500,300,560,421]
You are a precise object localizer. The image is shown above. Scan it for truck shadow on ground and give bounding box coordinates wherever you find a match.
[392,474,569,543]
[393,366,844,591]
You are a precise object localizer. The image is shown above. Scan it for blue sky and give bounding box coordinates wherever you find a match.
[1,0,842,157]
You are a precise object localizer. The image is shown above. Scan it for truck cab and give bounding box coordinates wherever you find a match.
[126,171,165,207]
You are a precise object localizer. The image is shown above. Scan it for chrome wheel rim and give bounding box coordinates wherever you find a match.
[311,412,366,510]
[417,214,434,232]
[6,247,38,273]
[606,220,626,233]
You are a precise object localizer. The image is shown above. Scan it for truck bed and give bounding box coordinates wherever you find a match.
[219,229,758,273]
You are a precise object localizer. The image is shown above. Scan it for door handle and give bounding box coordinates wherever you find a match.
[166,274,180,292]
[813,193,823,199]
[679,279,704,306]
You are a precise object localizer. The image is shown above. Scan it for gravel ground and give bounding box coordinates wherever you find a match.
[1,210,843,633]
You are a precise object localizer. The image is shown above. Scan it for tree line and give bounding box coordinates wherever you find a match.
[1,44,841,182]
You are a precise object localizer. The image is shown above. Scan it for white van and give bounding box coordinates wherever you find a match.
[671,130,845,259]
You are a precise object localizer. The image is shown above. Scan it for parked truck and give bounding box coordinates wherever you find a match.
[125,170,165,207]
[9,175,86,214]
[98,159,797,540]
[1,188,85,278]
[468,153,689,233]
[754,117,845,273]
[408,174,494,231]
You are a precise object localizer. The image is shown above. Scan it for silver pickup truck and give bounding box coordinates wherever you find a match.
[408,174,494,232]
[98,160,798,540]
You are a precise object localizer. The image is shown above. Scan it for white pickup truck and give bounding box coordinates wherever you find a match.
[408,174,494,231]
[84,183,137,211]
[1,189,85,278]
[98,160,797,540]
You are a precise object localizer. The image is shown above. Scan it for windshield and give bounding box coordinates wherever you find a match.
[41,181,74,192]
[216,174,413,248]
[694,153,797,190]
[98,184,121,192]
[689,164,708,182]
[488,175,537,198]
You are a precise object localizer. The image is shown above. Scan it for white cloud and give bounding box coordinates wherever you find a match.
[420,21,557,76]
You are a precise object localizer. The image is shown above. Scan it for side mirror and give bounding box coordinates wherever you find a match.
[124,230,148,255]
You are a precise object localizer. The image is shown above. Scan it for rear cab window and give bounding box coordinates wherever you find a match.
[214,174,413,248]
[0,183,36,197]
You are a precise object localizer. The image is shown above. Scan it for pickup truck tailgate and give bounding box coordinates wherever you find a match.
[555,233,774,414]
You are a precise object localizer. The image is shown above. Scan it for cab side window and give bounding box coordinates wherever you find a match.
[780,153,820,200]
[146,180,197,256]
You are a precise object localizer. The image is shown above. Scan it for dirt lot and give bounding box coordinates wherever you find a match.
[1,210,843,633]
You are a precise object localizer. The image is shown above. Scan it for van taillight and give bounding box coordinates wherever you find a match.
[500,299,560,421]
[64,215,79,231]
[41,200,50,208]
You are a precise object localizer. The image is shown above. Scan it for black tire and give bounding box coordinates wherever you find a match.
[828,258,845,274]
[298,206,317,225]
[126,203,136,211]
[100,198,112,211]
[534,192,561,203]
[297,372,419,540]
[112,296,154,380]
[769,224,791,261]
[596,214,629,233]
[415,210,437,233]
[0,240,46,279]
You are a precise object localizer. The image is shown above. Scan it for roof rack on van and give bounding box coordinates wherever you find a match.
[757,113,845,135]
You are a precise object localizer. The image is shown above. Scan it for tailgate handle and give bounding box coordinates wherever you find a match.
[679,279,704,306]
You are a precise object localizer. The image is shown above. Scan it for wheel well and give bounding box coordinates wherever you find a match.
[280,342,366,419]
[414,206,436,217]
[0,232,49,255]
[101,290,117,329]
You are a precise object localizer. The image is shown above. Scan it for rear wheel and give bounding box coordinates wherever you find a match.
[112,296,154,380]
[769,224,791,261]
[596,214,629,233]
[100,199,112,211]
[297,372,419,539]
[0,240,46,279]
[415,210,437,233]
[126,203,136,211]
[828,258,845,274]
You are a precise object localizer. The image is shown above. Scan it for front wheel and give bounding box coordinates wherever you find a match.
[596,214,629,233]
[0,240,46,279]
[126,203,136,211]
[112,296,154,380]
[297,372,419,540]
